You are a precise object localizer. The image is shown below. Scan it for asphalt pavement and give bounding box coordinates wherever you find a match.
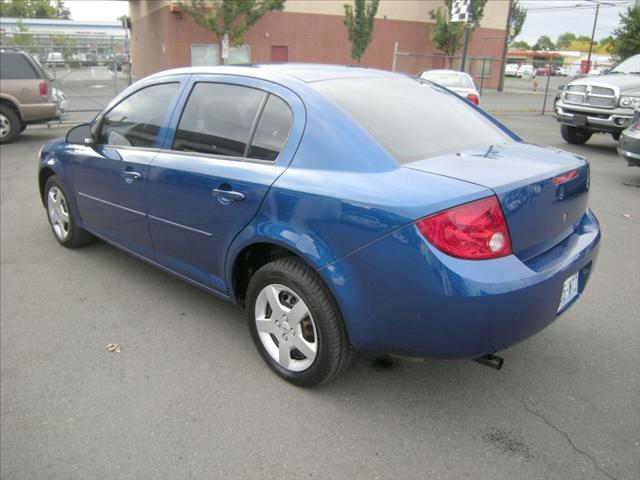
[1,112,639,480]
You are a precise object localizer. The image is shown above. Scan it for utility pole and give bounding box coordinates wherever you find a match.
[498,0,514,92]
[460,13,472,72]
[587,3,600,71]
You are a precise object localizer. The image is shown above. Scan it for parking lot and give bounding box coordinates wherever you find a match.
[1,109,639,479]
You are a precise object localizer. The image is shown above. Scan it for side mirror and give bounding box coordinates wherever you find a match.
[66,123,94,145]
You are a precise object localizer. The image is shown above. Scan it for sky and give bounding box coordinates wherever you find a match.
[64,0,634,43]
[515,0,635,44]
[66,0,128,22]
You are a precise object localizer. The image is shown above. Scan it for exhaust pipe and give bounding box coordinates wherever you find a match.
[474,353,504,370]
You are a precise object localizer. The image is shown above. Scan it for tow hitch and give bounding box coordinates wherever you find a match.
[474,353,504,370]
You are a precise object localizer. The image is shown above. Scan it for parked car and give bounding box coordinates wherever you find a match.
[504,64,519,77]
[556,66,572,76]
[108,54,129,72]
[618,109,640,167]
[517,64,536,79]
[46,51,65,67]
[51,87,69,117]
[419,69,480,105]
[0,48,60,143]
[38,65,600,386]
[555,54,640,144]
[535,66,556,76]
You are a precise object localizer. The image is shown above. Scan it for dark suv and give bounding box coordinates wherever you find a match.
[0,49,60,143]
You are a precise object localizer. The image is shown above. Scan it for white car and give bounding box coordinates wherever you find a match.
[51,87,69,117]
[505,64,519,77]
[517,64,536,79]
[419,70,480,105]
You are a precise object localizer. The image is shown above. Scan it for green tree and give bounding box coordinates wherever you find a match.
[509,40,530,50]
[508,0,527,43]
[612,5,640,60]
[576,35,591,43]
[0,0,70,18]
[181,0,285,63]
[556,32,576,49]
[8,19,38,54]
[532,35,555,51]
[429,0,487,61]
[343,0,379,65]
[51,32,75,60]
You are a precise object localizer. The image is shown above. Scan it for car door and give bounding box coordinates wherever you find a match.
[147,76,305,294]
[71,81,182,257]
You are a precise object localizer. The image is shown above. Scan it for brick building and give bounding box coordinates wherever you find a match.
[129,0,509,88]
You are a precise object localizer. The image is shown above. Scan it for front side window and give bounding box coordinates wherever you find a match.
[98,82,179,148]
[173,83,266,157]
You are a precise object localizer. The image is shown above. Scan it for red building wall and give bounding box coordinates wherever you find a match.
[131,6,505,88]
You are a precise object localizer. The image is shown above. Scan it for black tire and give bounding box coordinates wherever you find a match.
[560,124,592,145]
[44,176,94,248]
[246,257,353,387]
[0,104,21,144]
[612,131,621,141]
[20,122,27,132]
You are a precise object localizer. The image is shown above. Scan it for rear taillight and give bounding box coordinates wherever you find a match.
[415,196,512,260]
[466,94,479,105]
[552,169,578,185]
[39,81,48,96]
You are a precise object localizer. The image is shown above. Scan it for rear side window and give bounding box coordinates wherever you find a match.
[0,53,40,80]
[248,95,292,161]
[312,77,511,163]
[173,83,266,157]
[98,82,179,148]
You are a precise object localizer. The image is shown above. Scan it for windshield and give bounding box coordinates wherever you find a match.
[421,72,474,89]
[313,76,511,163]
[611,54,640,74]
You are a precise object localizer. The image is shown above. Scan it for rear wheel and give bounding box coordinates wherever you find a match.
[44,176,94,248]
[560,124,592,145]
[0,105,21,144]
[246,257,353,386]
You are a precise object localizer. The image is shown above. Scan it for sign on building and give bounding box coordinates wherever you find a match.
[450,0,471,23]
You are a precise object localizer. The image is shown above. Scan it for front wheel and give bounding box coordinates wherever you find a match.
[44,176,94,248]
[560,124,592,145]
[246,257,353,386]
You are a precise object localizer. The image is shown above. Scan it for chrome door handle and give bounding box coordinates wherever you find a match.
[121,170,142,184]
[212,188,245,204]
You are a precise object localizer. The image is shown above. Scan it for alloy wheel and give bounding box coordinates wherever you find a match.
[254,283,318,372]
[0,114,9,139]
[47,186,71,241]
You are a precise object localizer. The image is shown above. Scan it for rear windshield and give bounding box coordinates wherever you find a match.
[312,77,510,163]
[0,52,41,80]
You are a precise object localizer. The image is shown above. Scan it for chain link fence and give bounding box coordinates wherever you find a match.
[1,31,133,124]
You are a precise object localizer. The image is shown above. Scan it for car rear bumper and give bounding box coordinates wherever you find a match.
[323,209,601,359]
[21,102,60,123]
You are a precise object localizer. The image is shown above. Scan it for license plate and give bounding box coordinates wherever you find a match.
[558,272,579,312]
[573,114,587,127]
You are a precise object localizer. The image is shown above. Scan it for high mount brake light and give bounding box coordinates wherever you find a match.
[415,196,512,260]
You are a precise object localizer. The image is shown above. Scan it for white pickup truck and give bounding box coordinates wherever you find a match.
[555,54,640,144]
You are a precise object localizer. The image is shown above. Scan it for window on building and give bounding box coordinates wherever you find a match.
[191,44,219,66]
[98,82,179,148]
[173,83,266,157]
[248,95,292,161]
[474,58,493,77]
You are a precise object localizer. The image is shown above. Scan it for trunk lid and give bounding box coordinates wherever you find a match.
[404,142,590,261]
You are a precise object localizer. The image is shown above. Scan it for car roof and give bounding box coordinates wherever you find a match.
[147,63,402,83]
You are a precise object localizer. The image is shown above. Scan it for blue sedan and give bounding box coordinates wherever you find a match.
[38,65,600,386]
